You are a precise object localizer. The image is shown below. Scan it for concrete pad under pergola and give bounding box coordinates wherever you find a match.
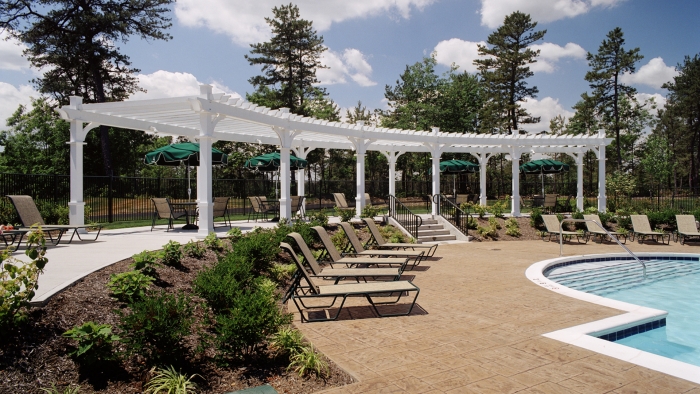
[56,85,612,237]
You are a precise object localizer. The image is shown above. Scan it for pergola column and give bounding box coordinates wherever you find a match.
[67,96,89,227]
[510,147,522,216]
[273,116,298,221]
[349,131,373,218]
[475,153,492,206]
[425,127,445,216]
[597,131,607,212]
[381,151,405,197]
[292,146,313,215]
[196,85,225,236]
[575,153,584,211]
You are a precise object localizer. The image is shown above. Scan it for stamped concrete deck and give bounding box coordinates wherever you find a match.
[293,240,700,394]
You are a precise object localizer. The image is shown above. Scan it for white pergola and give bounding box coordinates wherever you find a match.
[57,85,612,237]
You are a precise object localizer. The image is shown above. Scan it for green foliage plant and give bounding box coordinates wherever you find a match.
[361,205,381,218]
[606,171,637,209]
[182,240,206,259]
[204,233,224,251]
[1,229,48,326]
[63,322,119,365]
[269,263,296,283]
[118,290,194,366]
[489,195,509,218]
[194,255,254,314]
[463,202,487,219]
[488,216,501,230]
[334,207,355,222]
[40,384,81,394]
[144,365,200,394]
[107,271,153,304]
[270,326,305,356]
[131,250,160,279]
[378,224,410,243]
[505,218,521,237]
[226,227,243,242]
[234,230,280,275]
[330,230,347,253]
[466,216,478,230]
[529,207,544,229]
[161,241,183,267]
[476,225,497,239]
[308,209,329,227]
[288,345,329,378]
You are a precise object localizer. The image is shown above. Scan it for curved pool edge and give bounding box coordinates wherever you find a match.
[527,252,700,385]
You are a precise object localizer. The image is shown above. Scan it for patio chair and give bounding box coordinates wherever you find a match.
[151,197,187,232]
[281,242,420,323]
[631,215,670,244]
[247,196,272,222]
[362,218,438,257]
[7,195,102,243]
[290,195,305,218]
[311,226,409,269]
[212,196,232,228]
[332,193,350,209]
[583,214,627,244]
[675,215,700,244]
[541,215,588,243]
[469,194,479,204]
[284,234,403,280]
[519,195,532,209]
[543,194,558,213]
[455,194,469,205]
[339,222,426,266]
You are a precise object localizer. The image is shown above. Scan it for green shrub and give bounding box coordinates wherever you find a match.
[646,208,678,230]
[466,216,478,230]
[529,207,543,229]
[269,263,296,283]
[288,345,329,378]
[131,250,160,279]
[144,365,199,394]
[213,279,292,360]
[330,230,346,252]
[270,327,304,356]
[476,225,497,239]
[378,224,410,243]
[63,322,119,365]
[204,233,224,251]
[275,218,315,247]
[360,205,381,218]
[615,214,632,230]
[1,230,48,326]
[234,230,280,274]
[40,384,81,394]
[488,217,501,230]
[107,271,153,304]
[504,218,521,237]
[463,202,486,219]
[489,195,509,218]
[225,227,243,242]
[334,207,355,222]
[118,290,194,366]
[570,210,586,230]
[182,241,206,259]
[193,255,254,313]
[161,241,183,267]
[308,209,328,227]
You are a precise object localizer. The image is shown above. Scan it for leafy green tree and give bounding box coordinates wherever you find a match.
[641,134,674,192]
[0,0,174,176]
[584,27,643,170]
[246,3,327,116]
[474,11,546,134]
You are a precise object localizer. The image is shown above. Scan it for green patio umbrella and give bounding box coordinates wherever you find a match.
[244,152,308,199]
[144,142,228,200]
[429,159,479,196]
[519,159,570,196]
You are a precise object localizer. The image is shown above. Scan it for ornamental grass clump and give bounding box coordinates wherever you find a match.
[144,365,200,394]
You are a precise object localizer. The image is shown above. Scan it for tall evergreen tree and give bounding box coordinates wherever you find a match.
[474,11,545,134]
[0,0,174,176]
[246,3,327,116]
[584,27,643,170]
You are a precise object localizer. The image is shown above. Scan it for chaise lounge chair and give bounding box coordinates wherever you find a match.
[285,233,404,280]
[675,215,700,244]
[541,215,588,243]
[630,215,670,244]
[583,214,627,244]
[7,195,102,244]
[339,222,426,266]
[281,242,420,323]
[332,192,350,209]
[311,226,409,269]
[362,218,438,257]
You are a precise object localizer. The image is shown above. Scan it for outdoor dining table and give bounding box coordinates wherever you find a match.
[532,195,544,207]
[169,201,199,230]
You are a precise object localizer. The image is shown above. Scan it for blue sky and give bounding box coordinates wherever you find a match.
[1,0,698,132]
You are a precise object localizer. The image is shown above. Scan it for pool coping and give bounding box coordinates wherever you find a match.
[526,252,700,385]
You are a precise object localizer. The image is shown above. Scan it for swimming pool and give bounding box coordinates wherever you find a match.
[526,253,700,384]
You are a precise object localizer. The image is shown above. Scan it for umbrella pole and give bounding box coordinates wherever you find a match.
[541,169,545,196]
[187,165,191,201]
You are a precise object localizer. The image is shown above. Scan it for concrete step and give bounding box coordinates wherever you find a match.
[420,219,438,225]
[418,234,457,242]
[417,229,451,236]
[417,224,444,230]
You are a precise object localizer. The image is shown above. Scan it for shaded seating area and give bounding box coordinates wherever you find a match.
[675,215,700,244]
[631,215,670,244]
[362,218,438,257]
[7,195,102,243]
[583,214,627,244]
[247,196,275,222]
[212,196,232,228]
[151,197,188,231]
[332,193,350,209]
[541,215,588,243]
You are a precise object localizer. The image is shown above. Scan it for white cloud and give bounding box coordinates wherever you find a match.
[175,0,435,46]
[636,92,666,116]
[433,39,487,73]
[130,70,241,100]
[518,96,574,133]
[0,83,39,129]
[480,0,626,29]
[620,57,678,89]
[0,31,30,71]
[530,42,586,73]
[317,48,377,87]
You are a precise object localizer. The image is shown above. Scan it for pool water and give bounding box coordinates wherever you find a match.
[546,258,700,367]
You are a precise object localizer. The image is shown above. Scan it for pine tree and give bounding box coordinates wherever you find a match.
[0,0,174,176]
[584,27,643,170]
[474,11,545,134]
[245,4,327,116]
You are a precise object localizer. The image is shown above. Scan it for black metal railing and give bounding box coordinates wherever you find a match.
[388,195,422,238]
[433,194,472,237]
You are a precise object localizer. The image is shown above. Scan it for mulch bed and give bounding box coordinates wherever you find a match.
[467,216,544,242]
[0,238,354,394]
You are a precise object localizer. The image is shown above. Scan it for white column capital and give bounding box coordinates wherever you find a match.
[291,146,313,159]
[348,137,374,155]
[274,126,300,149]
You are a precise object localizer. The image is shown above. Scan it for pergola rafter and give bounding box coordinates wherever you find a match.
[56,84,611,236]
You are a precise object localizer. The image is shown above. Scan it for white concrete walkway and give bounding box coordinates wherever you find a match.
[15,221,280,304]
